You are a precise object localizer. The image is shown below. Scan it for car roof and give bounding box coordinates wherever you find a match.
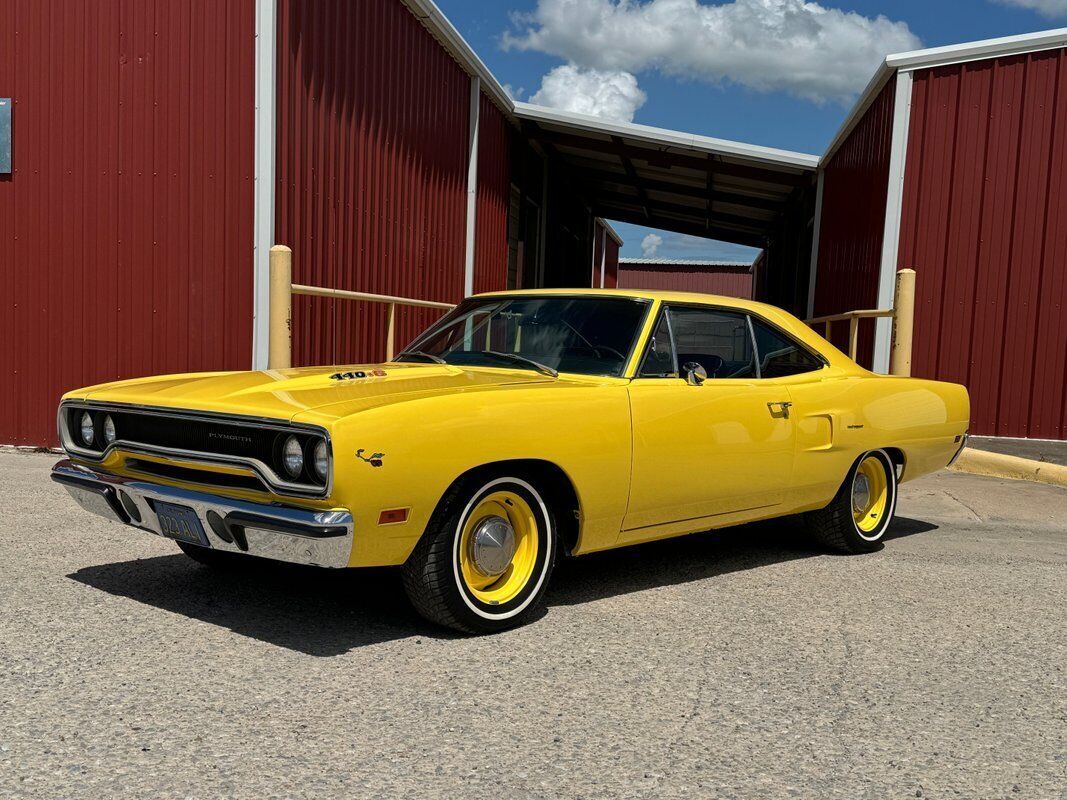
[471,287,860,373]
[473,287,781,317]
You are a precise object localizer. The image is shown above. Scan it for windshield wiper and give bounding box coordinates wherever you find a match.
[395,350,446,364]
[483,350,558,378]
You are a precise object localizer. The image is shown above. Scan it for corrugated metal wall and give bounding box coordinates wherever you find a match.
[617,263,753,298]
[474,94,510,295]
[813,77,897,366]
[899,51,1067,439]
[276,0,473,366]
[603,236,619,288]
[0,0,255,446]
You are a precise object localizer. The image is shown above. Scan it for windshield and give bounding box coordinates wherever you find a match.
[399,296,650,377]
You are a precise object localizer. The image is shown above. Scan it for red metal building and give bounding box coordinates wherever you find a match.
[2,1,1067,444]
[812,30,1067,439]
[617,259,753,299]
[0,0,255,447]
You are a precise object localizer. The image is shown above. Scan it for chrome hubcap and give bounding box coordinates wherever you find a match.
[468,515,516,577]
[852,473,871,514]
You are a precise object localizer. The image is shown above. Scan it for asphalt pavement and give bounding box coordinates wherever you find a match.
[1,450,1064,799]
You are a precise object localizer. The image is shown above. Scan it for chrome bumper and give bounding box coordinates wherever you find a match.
[51,459,354,568]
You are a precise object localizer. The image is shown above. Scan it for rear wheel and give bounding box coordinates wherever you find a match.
[402,473,558,634]
[805,449,897,554]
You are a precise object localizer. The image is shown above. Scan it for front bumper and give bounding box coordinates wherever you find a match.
[51,459,354,568]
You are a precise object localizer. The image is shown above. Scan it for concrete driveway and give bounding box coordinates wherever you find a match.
[1,451,1064,799]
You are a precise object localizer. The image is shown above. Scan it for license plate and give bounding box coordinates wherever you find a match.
[155,501,208,546]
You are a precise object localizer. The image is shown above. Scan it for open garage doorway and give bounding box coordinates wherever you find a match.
[512,103,820,318]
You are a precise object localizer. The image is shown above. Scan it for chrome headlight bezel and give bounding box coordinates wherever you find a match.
[281,435,304,479]
[79,411,95,447]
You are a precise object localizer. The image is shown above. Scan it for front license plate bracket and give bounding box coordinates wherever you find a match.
[154,501,209,547]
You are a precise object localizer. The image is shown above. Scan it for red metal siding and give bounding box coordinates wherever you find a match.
[814,77,896,364]
[474,94,510,295]
[276,0,469,366]
[899,51,1067,439]
[0,0,255,447]
[617,263,753,298]
[603,237,619,288]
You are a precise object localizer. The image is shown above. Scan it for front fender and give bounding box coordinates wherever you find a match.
[294,382,633,566]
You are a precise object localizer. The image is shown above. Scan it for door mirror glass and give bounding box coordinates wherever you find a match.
[682,361,707,385]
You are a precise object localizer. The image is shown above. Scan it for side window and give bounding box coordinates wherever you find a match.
[750,317,824,378]
[638,312,677,377]
[668,307,756,380]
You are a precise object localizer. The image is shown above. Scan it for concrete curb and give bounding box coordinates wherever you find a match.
[948,447,1067,488]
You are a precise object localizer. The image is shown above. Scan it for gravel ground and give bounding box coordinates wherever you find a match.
[1,450,1065,799]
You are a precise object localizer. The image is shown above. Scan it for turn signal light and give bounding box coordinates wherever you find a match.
[377,508,409,526]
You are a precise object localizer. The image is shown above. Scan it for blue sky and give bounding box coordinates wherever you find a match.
[436,0,1067,261]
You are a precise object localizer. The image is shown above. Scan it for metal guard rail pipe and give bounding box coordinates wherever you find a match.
[268,245,456,370]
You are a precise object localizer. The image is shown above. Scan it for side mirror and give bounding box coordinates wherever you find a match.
[682,361,707,386]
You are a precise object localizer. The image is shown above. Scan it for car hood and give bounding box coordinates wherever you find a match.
[74,363,557,421]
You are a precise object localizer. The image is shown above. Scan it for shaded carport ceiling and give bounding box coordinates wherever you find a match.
[514,102,820,250]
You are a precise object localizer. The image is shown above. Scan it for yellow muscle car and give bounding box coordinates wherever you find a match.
[52,289,970,633]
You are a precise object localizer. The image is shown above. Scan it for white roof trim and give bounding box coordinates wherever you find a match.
[596,218,624,246]
[620,258,753,269]
[820,63,895,169]
[399,0,513,112]
[887,26,1067,71]
[514,101,820,171]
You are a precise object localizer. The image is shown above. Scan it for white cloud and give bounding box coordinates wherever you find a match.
[993,0,1067,16]
[505,0,922,104]
[529,64,648,121]
[641,233,663,257]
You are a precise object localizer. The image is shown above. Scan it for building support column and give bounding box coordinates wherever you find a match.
[873,70,913,374]
[463,76,481,298]
[252,0,277,369]
[806,169,825,319]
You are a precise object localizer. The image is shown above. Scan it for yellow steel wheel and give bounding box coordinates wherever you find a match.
[457,489,539,606]
[852,454,889,537]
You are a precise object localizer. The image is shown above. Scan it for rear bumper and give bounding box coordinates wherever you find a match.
[51,459,353,568]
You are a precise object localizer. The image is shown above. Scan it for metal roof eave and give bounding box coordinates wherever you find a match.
[399,0,514,112]
[514,101,820,172]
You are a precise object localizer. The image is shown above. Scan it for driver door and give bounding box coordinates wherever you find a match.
[622,304,796,542]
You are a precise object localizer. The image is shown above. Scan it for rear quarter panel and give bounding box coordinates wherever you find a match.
[786,371,970,513]
[862,376,970,482]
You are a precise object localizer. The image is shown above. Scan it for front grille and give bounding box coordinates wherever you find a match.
[106,410,279,465]
[126,458,269,493]
[60,403,330,497]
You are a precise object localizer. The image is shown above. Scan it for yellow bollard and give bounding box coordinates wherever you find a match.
[890,268,915,377]
[268,245,292,370]
[385,302,396,362]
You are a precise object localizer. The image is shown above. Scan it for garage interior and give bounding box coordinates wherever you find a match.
[508,103,820,318]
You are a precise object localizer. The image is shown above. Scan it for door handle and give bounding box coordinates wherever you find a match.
[767,401,792,418]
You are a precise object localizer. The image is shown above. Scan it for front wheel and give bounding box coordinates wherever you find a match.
[402,473,558,634]
[805,449,898,554]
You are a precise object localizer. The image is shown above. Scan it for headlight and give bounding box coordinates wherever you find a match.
[103,415,116,444]
[313,440,329,482]
[79,412,95,446]
[282,435,304,478]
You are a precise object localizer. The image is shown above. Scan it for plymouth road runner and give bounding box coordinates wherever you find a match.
[52,290,970,633]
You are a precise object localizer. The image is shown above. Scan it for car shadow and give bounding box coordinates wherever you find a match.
[68,554,436,656]
[68,515,938,656]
